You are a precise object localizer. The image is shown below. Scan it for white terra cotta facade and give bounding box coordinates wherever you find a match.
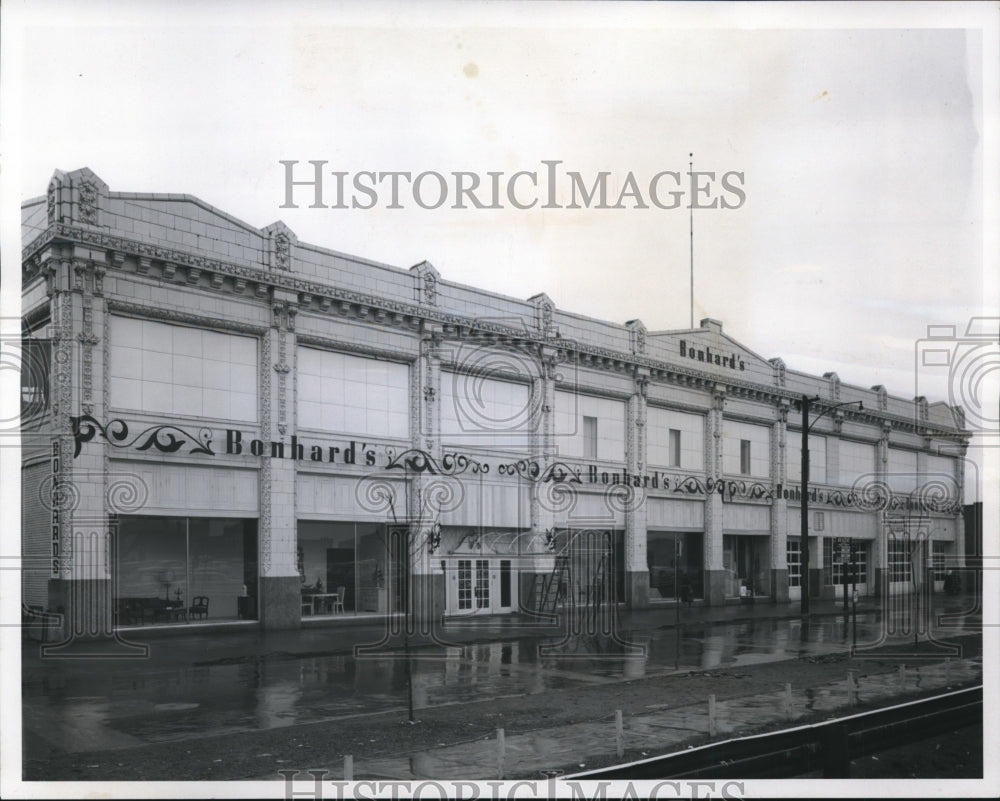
[20,167,971,639]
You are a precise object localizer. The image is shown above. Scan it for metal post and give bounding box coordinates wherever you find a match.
[615,709,624,759]
[674,538,680,671]
[708,694,717,737]
[497,727,506,780]
[843,549,849,614]
[405,632,414,723]
[801,397,810,615]
[344,755,353,782]
[852,586,858,653]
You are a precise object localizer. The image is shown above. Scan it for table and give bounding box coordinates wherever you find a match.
[302,592,340,615]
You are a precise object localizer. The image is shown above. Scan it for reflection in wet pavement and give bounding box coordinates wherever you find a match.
[23,609,979,754]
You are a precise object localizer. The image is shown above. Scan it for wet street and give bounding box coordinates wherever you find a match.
[23,602,981,758]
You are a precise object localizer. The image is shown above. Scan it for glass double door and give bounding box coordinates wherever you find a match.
[447,558,515,615]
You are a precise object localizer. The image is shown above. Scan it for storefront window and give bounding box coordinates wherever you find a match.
[887,539,912,583]
[823,538,869,585]
[297,522,404,616]
[647,531,704,599]
[723,535,768,597]
[547,528,626,604]
[932,541,948,581]
[115,517,258,625]
[787,538,801,588]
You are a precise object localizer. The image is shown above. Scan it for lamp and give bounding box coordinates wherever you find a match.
[427,523,442,554]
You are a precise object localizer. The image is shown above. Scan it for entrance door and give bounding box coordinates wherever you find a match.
[448,558,515,615]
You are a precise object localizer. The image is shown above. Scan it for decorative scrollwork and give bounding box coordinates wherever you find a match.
[716,479,774,503]
[673,475,708,495]
[496,459,582,484]
[384,447,487,476]
[70,415,214,458]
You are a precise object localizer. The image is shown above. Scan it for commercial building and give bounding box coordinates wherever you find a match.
[20,167,971,637]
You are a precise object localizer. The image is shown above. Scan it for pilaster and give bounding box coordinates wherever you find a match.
[770,400,789,602]
[703,385,726,605]
[625,370,650,608]
[259,292,300,629]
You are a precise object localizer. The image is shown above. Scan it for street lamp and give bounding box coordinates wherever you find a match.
[799,396,863,615]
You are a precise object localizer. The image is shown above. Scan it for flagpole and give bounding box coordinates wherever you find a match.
[689,152,694,329]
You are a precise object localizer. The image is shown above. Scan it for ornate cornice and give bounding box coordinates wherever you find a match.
[106,299,267,336]
[25,222,970,442]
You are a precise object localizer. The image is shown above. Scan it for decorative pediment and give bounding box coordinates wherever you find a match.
[411,260,440,306]
[48,167,108,228]
[871,384,889,411]
[625,319,647,355]
[823,371,841,400]
[262,221,298,271]
[527,292,556,336]
[769,357,786,388]
[654,318,775,385]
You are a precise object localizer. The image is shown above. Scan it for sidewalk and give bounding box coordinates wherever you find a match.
[24,593,969,670]
[21,594,982,782]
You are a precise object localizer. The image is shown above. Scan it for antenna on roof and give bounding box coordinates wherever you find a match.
[689,152,694,329]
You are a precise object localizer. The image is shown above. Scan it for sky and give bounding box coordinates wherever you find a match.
[1,0,997,478]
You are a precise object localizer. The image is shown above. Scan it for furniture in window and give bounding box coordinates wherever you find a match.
[188,596,209,620]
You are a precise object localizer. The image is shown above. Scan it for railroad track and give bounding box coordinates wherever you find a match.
[565,685,982,779]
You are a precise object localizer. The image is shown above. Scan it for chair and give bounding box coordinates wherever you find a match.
[333,586,346,614]
[188,596,209,620]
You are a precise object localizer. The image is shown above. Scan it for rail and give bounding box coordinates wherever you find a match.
[565,685,982,779]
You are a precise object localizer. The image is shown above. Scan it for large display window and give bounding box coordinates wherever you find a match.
[297,522,407,616]
[647,531,704,600]
[114,517,258,625]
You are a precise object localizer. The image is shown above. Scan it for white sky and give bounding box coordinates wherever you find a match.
[1,3,997,438]
[4,2,996,400]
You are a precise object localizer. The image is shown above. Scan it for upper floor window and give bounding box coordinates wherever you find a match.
[647,407,704,470]
[298,347,409,439]
[668,429,681,467]
[722,420,770,478]
[787,434,828,484]
[109,316,258,421]
[554,391,626,461]
[583,416,598,459]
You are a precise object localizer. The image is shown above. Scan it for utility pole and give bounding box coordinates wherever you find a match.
[801,396,812,615]
[800,396,863,617]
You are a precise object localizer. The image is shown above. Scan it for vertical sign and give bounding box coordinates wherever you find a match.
[833,536,852,564]
[50,440,61,578]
